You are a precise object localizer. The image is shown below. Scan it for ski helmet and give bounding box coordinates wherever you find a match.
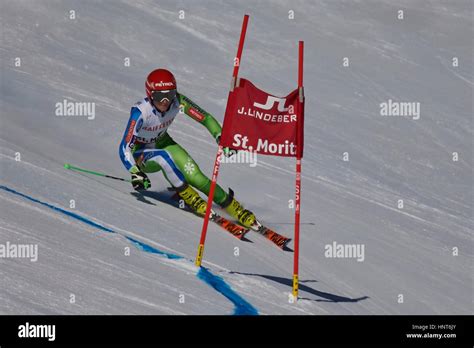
[146,69,177,102]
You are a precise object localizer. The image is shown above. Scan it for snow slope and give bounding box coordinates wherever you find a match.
[1,0,472,314]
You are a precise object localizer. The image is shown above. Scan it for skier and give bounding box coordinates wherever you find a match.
[119,68,256,228]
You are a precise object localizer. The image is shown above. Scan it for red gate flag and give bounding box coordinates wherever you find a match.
[220,78,304,158]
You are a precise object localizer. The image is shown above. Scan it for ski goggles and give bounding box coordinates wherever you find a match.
[151,89,177,103]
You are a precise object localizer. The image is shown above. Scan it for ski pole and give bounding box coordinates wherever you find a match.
[63,163,131,183]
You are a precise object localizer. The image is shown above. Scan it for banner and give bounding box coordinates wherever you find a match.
[220,78,304,158]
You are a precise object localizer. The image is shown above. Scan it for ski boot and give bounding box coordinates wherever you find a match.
[176,184,208,215]
[220,188,256,228]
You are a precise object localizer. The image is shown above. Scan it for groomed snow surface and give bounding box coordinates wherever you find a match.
[1,0,472,315]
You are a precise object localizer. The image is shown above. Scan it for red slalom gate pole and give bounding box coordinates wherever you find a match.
[195,146,223,266]
[195,15,250,267]
[232,15,249,85]
[292,41,304,299]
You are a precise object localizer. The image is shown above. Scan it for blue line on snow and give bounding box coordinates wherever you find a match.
[197,267,258,315]
[0,185,258,315]
[125,236,182,260]
[0,185,114,233]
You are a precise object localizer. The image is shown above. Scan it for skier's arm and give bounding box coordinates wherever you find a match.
[178,94,222,142]
[119,107,144,171]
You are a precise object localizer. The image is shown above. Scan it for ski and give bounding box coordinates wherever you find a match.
[209,211,249,240]
[249,220,292,250]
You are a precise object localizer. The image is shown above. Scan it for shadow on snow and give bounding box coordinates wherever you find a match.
[230,271,369,303]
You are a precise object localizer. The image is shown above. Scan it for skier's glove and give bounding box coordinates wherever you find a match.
[216,135,237,158]
[130,166,151,191]
[223,147,237,158]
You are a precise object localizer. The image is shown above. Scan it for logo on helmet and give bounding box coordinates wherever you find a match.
[147,80,175,89]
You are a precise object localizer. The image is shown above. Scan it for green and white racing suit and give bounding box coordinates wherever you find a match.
[119,93,229,205]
